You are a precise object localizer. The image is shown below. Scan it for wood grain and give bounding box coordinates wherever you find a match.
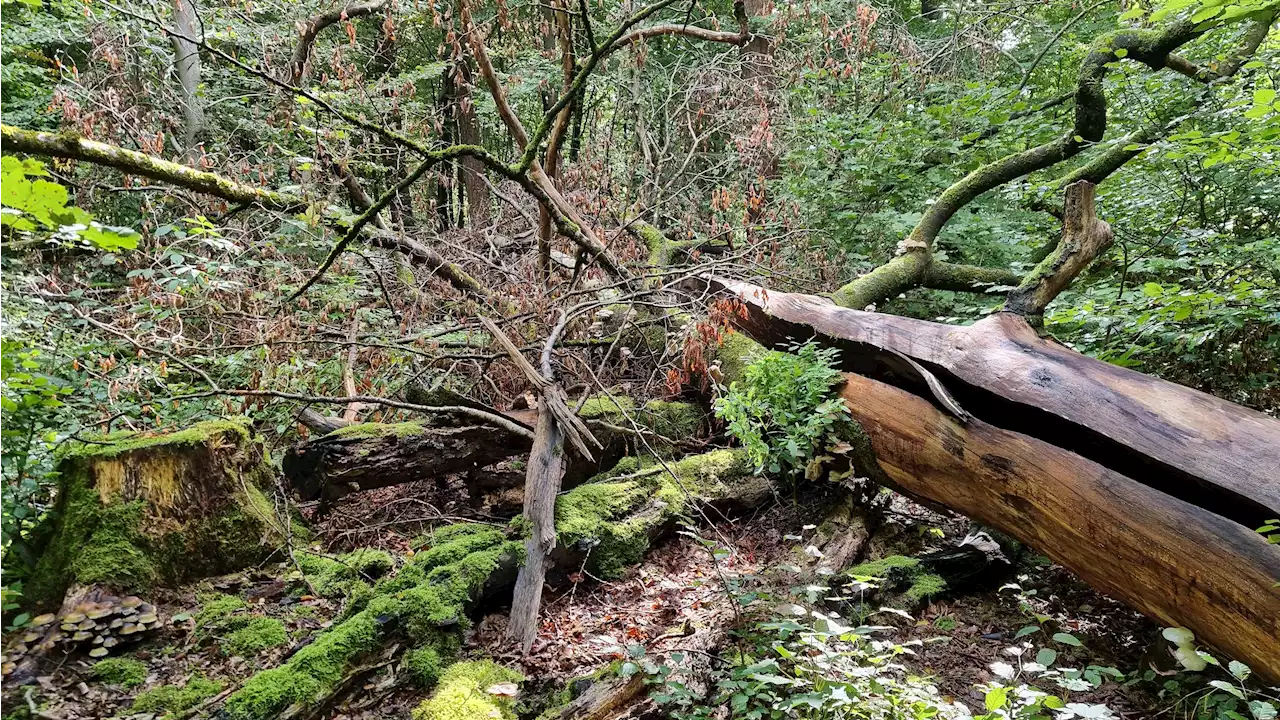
[839,372,1280,682]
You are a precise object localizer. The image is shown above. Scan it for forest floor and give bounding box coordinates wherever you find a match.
[3,479,1174,720]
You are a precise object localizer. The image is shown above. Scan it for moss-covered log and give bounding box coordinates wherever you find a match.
[27,419,289,607]
[221,447,764,719]
[282,397,706,503]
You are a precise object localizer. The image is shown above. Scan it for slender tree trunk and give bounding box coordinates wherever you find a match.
[455,63,490,226]
[171,0,204,161]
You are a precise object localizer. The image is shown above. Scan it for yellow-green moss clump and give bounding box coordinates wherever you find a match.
[325,421,426,440]
[556,449,758,577]
[296,548,394,599]
[223,525,521,720]
[90,657,148,688]
[26,419,289,606]
[412,660,523,720]
[225,617,289,656]
[577,395,703,440]
[849,555,946,605]
[196,592,248,632]
[131,675,223,717]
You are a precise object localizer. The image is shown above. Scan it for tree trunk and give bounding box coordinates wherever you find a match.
[171,0,204,161]
[689,275,1280,682]
[455,62,490,226]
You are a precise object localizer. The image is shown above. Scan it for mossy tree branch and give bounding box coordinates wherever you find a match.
[1,124,496,301]
[830,16,1215,310]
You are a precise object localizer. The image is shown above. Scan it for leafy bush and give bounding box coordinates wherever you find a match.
[714,341,851,476]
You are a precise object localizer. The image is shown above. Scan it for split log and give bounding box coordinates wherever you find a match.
[691,276,1280,529]
[837,372,1280,682]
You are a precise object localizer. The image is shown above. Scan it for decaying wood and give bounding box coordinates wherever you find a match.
[282,423,524,502]
[837,372,1280,682]
[294,407,353,436]
[692,275,1280,529]
[479,315,602,652]
[508,402,567,652]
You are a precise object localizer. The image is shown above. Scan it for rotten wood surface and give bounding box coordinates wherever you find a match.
[507,402,567,652]
[691,275,1280,529]
[282,423,525,502]
[837,371,1280,682]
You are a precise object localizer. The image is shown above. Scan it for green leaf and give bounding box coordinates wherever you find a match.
[1036,648,1058,667]
[1255,89,1277,106]
[985,686,1009,711]
[1052,632,1083,647]
[1209,680,1245,699]
[1014,625,1040,639]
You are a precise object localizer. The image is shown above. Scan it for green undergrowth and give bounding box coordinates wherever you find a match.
[131,675,224,718]
[196,592,249,632]
[90,657,148,688]
[412,660,523,720]
[225,617,289,656]
[221,449,754,718]
[849,554,946,605]
[222,525,521,720]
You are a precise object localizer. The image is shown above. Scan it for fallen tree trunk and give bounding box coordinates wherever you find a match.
[222,448,768,719]
[282,397,705,503]
[692,276,1280,529]
[282,422,525,503]
[835,371,1280,682]
[690,277,1280,681]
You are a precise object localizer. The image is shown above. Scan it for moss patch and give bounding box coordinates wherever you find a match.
[224,527,522,720]
[90,657,148,688]
[412,660,523,720]
[554,449,756,578]
[849,554,946,606]
[131,675,223,717]
[405,646,445,687]
[27,419,287,606]
[225,617,289,656]
[325,422,426,440]
[196,592,248,632]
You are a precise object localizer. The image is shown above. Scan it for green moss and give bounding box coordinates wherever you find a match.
[60,419,252,460]
[849,555,947,605]
[225,617,289,656]
[712,331,764,387]
[554,449,755,578]
[405,646,445,687]
[196,592,248,632]
[27,419,286,606]
[90,657,148,688]
[577,395,637,420]
[225,525,522,720]
[131,676,224,717]
[326,422,426,440]
[412,660,523,720]
[297,548,393,599]
[640,400,703,438]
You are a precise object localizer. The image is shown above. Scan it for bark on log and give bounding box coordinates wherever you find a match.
[834,371,1280,682]
[282,423,525,502]
[691,276,1280,529]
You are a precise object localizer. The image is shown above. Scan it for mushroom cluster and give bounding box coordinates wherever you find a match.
[1,596,160,675]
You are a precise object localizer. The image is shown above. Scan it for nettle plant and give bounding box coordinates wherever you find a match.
[714,341,852,477]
